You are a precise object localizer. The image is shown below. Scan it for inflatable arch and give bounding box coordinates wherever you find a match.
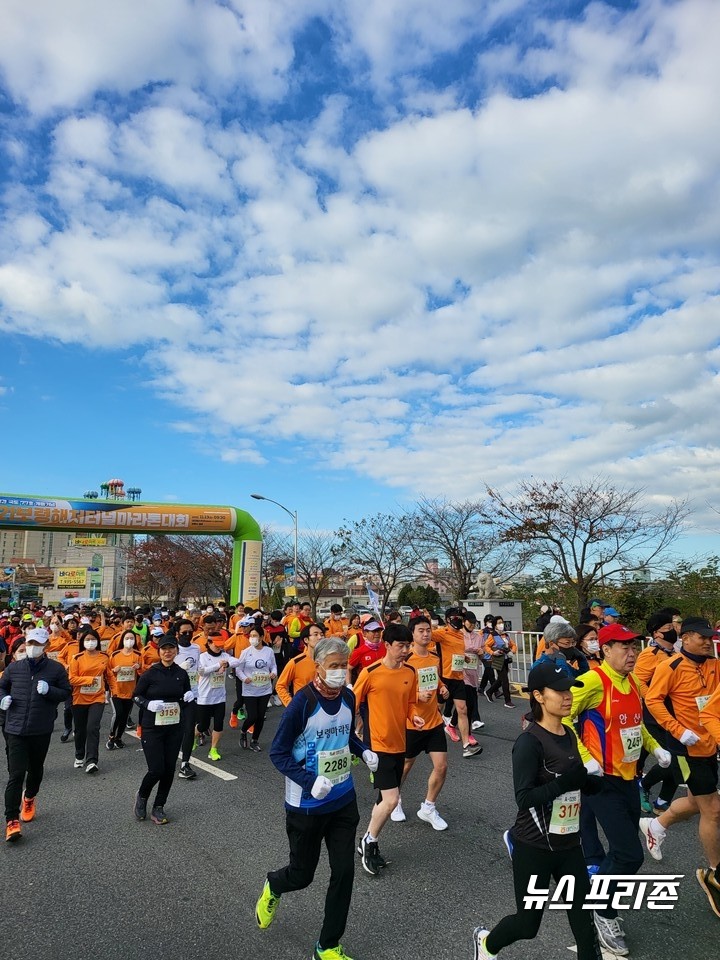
[0,493,263,606]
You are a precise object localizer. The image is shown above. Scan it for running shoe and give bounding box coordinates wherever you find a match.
[134,793,147,821]
[359,836,384,876]
[467,735,479,746]
[85,762,99,774]
[60,729,73,742]
[5,820,21,843]
[653,798,669,814]
[126,716,134,729]
[208,747,222,761]
[273,695,283,707]
[178,763,196,780]
[471,720,485,731]
[417,806,448,831]
[483,691,494,704]
[503,702,515,709]
[314,945,354,960]
[19,793,36,823]
[639,817,664,861]
[390,798,406,822]
[250,741,262,752]
[472,927,495,960]
[151,805,169,825]
[105,738,117,751]
[696,867,720,919]
[593,913,629,956]
[73,759,84,769]
[462,743,483,758]
[114,739,125,749]
[638,782,653,815]
[587,863,601,877]
[445,724,460,743]
[255,880,281,928]
[240,732,248,749]
[237,708,247,721]
[229,712,238,729]
[196,731,207,746]
[502,829,513,857]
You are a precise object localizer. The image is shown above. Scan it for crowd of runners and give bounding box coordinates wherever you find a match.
[1,596,719,959]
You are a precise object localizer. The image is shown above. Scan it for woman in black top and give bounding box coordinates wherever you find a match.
[132,636,193,825]
[473,662,603,960]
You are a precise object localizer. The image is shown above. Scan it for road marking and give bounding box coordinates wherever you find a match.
[567,946,616,958]
[126,730,238,781]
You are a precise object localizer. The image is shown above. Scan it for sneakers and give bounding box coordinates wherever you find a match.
[638,783,653,815]
[73,759,84,769]
[134,793,147,821]
[178,762,196,780]
[390,799,407,822]
[639,817,664,861]
[503,702,515,709]
[229,712,239,729]
[126,716,135,729]
[240,733,248,749]
[5,820,21,843]
[471,720,485,731]
[208,747,222,761]
[463,742,483,758]
[472,927,495,960]
[653,798,669,814]
[195,731,207,747]
[114,738,125,749]
[359,835,385,876]
[151,805,169,825]
[467,735,479,746]
[593,912,629,956]
[237,707,247,721]
[20,793,36,823]
[696,867,720,919]
[85,762,99,774]
[502,829,513,857]
[60,729,73,742]
[256,880,281,928]
[445,723,460,743]
[105,738,117,751]
[417,805,448,831]
[587,863,601,877]
[314,945,354,960]
[250,740,262,752]
[483,690,494,704]
[272,694,283,707]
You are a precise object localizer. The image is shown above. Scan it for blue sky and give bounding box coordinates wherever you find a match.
[1,1,719,561]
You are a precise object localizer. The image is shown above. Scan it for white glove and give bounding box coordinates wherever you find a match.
[363,749,379,772]
[653,747,672,768]
[178,658,193,670]
[584,758,604,776]
[311,776,334,799]
[147,700,164,713]
[0,696,11,711]
[680,729,700,746]
[183,690,196,702]
[36,680,49,695]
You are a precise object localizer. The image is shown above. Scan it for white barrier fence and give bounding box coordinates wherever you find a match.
[507,631,542,689]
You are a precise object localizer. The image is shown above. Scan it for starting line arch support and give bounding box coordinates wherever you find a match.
[0,493,263,606]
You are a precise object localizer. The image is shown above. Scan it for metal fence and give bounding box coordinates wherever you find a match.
[507,631,541,689]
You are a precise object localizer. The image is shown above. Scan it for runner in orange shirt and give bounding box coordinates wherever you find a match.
[276,623,325,706]
[433,607,482,757]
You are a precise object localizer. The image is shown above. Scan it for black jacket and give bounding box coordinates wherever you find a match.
[133,661,190,730]
[0,655,71,736]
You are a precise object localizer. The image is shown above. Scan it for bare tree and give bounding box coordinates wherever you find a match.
[259,525,293,607]
[405,496,529,602]
[296,530,340,618]
[487,477,688,618]
[335,514,416,614]
[191,536,235,603]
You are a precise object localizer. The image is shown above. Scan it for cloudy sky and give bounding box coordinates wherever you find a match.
[0,0,718,551]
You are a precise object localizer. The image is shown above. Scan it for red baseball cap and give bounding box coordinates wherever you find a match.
[598,623,642,646]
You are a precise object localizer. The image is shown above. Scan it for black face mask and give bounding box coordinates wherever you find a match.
[448,617,463,631]
[659,628,678,645]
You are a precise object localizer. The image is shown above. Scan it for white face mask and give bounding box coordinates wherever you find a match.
[15,652,27,661]
[26,645,43,659]
[323,668,346,688]
[50,623,59,633]
[585,640,600,654]
[495,623,505,632]
[250,635,263,647]
[123,637,136,650]
[84,639,98,651]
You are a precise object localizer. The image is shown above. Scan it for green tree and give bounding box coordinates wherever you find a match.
[397,584,441,610]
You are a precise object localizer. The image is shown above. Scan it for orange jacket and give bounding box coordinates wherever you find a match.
[141,642,161,672]
[699,683,720,747]
[108,649,143,699]
[645,652,720,758]
[324,616,349,638]
[69,651,111,705]
[276,652,316,706]
[633,643,675,698]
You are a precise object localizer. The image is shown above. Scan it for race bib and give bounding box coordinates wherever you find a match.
[116,666,136,683]
[80,676,102,695]
[549,790,581,834]
[317,746,351,784]
[620,725,643,763]
[464,653,479,670]
[100,639,110,653]
[209,671,226,688]
[696,694,711,712]
[47,651,60,661]
[417,665,439,693]
[250,672,271,687]
[451,653,466,673]
[187,671,198,688]
[155,703,181,726]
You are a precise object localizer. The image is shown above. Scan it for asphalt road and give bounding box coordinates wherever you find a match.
[3,690,714,960]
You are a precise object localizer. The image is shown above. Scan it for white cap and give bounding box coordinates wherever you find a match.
[549,614,570,624]
[26,627,49,645]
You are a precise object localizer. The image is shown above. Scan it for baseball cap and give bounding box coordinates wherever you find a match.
[679,617,715,638]
[158,635,178,648]
[524,662,583,692]
[603,607,620,618]
[364,620,383,632]
[150,626,164,637]
[589,599,604,608]
[598,624,642,646]
[26,627,49,645]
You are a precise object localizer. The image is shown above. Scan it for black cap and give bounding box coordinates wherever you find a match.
[158,636,179,648]
[524,661,584,693]
[646,612,674,635]
[680,617,715,638]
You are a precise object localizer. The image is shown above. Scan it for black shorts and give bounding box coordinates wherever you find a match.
[442,677,466,702]
[196,702,225,733]
[373,751,405,792]
[406,724,447,759]
[681,755,718,797]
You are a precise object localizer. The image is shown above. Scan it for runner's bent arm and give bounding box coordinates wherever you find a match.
[512,734,587,810]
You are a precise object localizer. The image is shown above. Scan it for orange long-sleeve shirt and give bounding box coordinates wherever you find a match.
[353,661,419,753]
[633,643,675,699]
[276,652,316,706]
[699,683,720,747]
[324,616,349,638]
[69,651,111,705]
[432,626,468,680]
[645,652,720,758]
[108,649,143,699]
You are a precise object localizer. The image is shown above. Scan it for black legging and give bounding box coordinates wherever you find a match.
[242,694,270,740]
[139,724,183,807]
[487,662,511,704]
[451,683,480,726]
[485,836,602,960]
[180,700,197,763]
[231,677,244,715]
[109,697,133,743]
[478,661,495,693]
[642,758,680,805]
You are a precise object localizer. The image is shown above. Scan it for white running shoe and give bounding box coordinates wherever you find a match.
[472,927,495,960]
[593,912,629,956]
[471,720,485,730]
[417,805,448,831]
[639,817,664,861]
[390,798,406,822]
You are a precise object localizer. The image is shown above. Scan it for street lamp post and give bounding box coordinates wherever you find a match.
[250,493,298,598]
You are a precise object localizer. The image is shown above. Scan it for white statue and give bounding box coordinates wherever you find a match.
[473,571,503,598]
